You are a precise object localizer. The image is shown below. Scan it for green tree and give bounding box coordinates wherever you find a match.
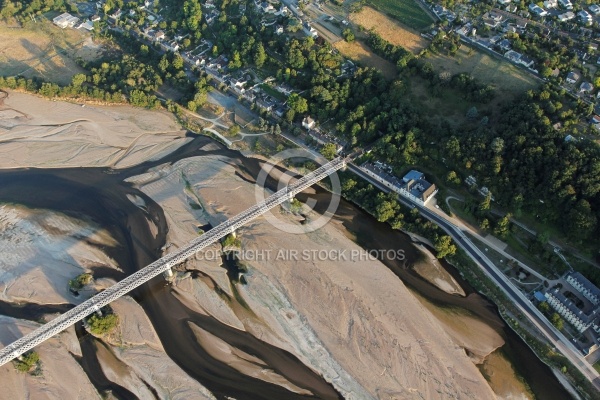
[14,351,39,373]
[172,54,184,70]
[446,171,461,185]
[253,42,267,68]
[538,301,550,314]
[494,214,511,239]
[71,73,87,87]
[434,235,456,258]
[320,143,338,160]
[466,106,478,119]
[158,55,169,73]
[287,93,308,114]
[87,313,119,335]
[566,199,597,241]
[375,199,396,223]
[342,28,355,42]
[550,313,564,330]
[479,192,492,213]
[479,218,490,230]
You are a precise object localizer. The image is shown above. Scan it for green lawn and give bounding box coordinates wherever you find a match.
[366,0,433,30]
[259,84,287,101]
[595,361,600,374]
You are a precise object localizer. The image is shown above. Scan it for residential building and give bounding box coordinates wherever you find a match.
[80,21,94,31]
[577,10,593,25]
[483,11,503,28]
[497,39,512,52]
[109,9,122,19]
[519,54,535,68]
[303,22,318,38]
[529,4,548,17]
[567,272,600,305]
[545,289,595,333]
[565,70,580,84]
[53,13,79,29]
[504,50,522,63]
[497,0,512,5]
[401,170,438,203]
[543,0,557,8]
[558,11,575,21]
[302,116,316,130]
[152,30,165,41]
[579,81,594,93]
[590,4,600,15]
[558,0,573,9]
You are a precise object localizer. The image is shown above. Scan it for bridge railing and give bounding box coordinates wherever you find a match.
[0,157,345,366]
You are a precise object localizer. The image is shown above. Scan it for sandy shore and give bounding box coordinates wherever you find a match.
[0,204,121,304]
[96,296,216,399]
[0,315,100,399]
[0,91,189,169]
[128,155,498,399]
[412,243,466,296]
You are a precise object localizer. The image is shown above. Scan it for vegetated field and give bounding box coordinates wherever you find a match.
[0,19,101,85]
[365,0,434,31]
[351,6,428,53]
[334,40,397,79]
[427,45,539,98]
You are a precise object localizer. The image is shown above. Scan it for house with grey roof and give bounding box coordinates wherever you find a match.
[567,272,600,305]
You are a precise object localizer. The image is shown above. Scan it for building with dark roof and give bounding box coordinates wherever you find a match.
[545,289,596,332]
[402,170,437,203]
[567,272,600,305]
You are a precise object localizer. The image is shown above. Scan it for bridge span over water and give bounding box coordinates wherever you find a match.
[0,157,346,366]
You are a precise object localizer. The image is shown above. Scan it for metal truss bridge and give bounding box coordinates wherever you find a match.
[0,157,346,366]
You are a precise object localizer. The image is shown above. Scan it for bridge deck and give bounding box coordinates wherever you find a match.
[0,157,345,366]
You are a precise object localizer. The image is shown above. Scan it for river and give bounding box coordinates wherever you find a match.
[0,135,572,399]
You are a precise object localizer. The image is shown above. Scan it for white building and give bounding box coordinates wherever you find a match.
[302,116,316,130]
[53,13,79,29]
[567,272,600,305]
[558,0,573,9]
[577,10,593,25]
[558,11,575,21]
[545,289,594,333]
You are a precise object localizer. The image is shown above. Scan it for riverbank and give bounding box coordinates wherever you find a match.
[0,90,189,169]
[0,92,573,399]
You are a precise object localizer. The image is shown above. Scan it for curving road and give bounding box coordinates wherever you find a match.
[349,163,600,390]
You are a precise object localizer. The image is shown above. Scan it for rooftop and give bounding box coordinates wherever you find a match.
[568,272,600,299]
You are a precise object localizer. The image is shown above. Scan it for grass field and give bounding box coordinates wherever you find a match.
[426,45,539,96]
[594,361,600,374]
[334,40,397,79]
[351,7,428,53]
[0,19,100,85]
[365,0,433,31]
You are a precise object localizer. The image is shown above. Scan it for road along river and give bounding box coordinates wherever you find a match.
[0,134,571,399]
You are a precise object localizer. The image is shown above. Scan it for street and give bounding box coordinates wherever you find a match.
[349,163,600,391]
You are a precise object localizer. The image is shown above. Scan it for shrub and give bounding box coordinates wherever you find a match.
[87,313,119,335]
[14,351,39,373]
[69,273,93,290]
[222,234,241,248]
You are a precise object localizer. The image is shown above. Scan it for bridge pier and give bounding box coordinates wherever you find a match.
[163,267,174,281]
[0,157,347,368]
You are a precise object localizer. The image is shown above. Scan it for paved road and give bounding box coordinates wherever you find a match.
[349,164,600,390]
